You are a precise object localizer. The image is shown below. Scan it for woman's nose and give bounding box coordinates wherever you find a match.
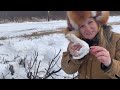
[85,25,92,31]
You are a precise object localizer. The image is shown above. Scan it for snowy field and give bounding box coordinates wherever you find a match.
[0,16,120,79]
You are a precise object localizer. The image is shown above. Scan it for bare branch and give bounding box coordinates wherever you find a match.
[43,49,62,79]
[43,68,62,79]
[33,60,41,79]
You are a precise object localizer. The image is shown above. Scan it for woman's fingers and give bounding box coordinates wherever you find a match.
[68,42,82,56]
[73,44,82,51]
[90,46,108,55]
[76,45,82,51]
[90,46,111,66]
[97,56,107,64]
[95,51,108,58]
[69,42,82,51]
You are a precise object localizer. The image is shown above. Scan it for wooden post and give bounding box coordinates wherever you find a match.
[48,11,50,21]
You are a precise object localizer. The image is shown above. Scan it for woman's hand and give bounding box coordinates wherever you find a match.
[90,46,111,66]
[68,42,82,57]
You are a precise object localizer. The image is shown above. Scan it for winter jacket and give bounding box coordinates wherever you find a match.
[61,25,120,79]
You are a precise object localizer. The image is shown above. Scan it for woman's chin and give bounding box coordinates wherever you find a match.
[85,36,95,40]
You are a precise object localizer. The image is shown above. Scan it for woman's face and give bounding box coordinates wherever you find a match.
[79,18,99,40]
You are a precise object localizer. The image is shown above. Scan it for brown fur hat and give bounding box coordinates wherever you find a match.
[67,11,110,30]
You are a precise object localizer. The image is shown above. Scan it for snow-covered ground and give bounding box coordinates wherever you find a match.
[0,16,120,79]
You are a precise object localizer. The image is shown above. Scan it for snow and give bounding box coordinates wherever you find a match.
[108,16,120,23]
[0,16,119,79]
[0,20,67,38]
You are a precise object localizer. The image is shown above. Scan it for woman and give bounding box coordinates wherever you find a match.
[61,11,120,79]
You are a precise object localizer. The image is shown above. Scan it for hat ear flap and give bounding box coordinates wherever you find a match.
[96,11,110,24]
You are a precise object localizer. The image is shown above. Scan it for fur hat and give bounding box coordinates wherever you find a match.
[67,11,110,30]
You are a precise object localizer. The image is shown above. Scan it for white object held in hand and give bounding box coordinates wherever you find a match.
[66,33,90,59]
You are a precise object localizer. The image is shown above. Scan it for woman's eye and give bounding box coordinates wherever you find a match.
[79,25,84,28]
[88,21,93,24]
